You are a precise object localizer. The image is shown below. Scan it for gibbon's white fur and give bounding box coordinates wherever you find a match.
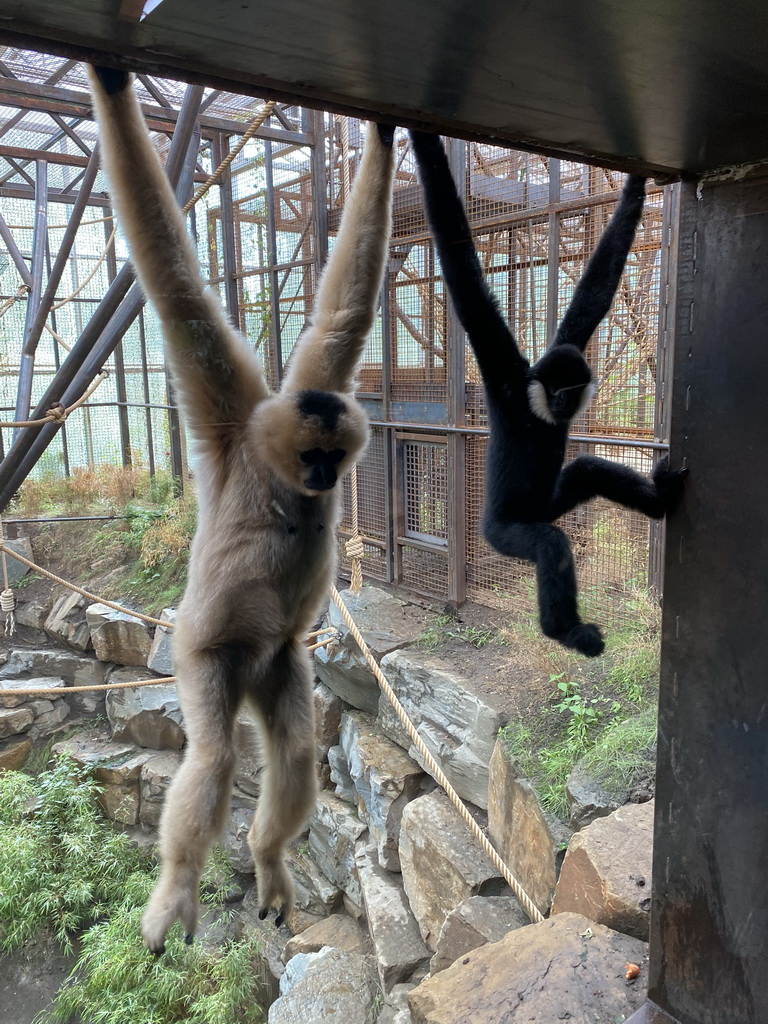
[526,378,596,426]
[88,67,395,951]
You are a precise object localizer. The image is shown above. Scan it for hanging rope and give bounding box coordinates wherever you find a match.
[181,99,276,214]
[345,469,365,594]
[0,369,109,429]
[50,226,118,312]
[329,582,545,924]
[336,117,366,595]
[0,515,16,637]
[0,541,172,629]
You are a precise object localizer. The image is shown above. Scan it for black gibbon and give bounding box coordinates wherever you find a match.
[89,67,395,950]
[409,131,685,657]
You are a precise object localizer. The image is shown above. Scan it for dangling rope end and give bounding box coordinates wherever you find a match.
[1,588,16,637]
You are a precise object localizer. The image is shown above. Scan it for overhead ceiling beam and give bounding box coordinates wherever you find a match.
[0,76,311,143]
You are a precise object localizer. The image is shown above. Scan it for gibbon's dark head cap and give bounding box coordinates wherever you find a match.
[296,389,346,431]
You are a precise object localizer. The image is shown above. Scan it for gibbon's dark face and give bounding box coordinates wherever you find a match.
[254,389,368,496]
[300,447,346,491]
[528,345,595,425]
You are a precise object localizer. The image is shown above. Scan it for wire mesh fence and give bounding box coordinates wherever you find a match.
[0,59,674,629]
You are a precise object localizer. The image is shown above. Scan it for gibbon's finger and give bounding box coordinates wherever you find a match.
[185,932,195,945]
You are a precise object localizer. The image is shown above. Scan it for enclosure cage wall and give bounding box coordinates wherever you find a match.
[0,49,676,629]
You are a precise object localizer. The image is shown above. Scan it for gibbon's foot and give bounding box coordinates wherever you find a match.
[254,852,294,930]
[92,65,130,95]
[651,456,688,516]
[257,904,288,928]
[141,881,199,954]
[377,123,395,148]
[550,622,605,658]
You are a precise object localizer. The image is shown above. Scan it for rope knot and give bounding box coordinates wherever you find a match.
[1,587,15,637]
[46,402,67,422]
[345,535,365,561]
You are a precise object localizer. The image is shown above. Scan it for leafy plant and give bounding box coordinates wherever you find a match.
[0,755,146,952]
[551,674,610,746]
[41,872,269,1024]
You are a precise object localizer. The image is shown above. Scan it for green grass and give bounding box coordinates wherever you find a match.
[0,756,269,1024]
[42,873,268,1024]
[0,755,147,952]
[498,603,661,819]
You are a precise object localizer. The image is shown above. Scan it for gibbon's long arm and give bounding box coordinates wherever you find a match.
[88,67,269,443]
[282,124,396,394]
[551,174,647,351]
[408,130,526,379]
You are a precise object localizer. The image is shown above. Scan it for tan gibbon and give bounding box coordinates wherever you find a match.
[88,66,395,951]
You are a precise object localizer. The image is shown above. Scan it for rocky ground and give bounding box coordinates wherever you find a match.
[0,527,657,1024]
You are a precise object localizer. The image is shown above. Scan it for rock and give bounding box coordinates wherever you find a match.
[566,767,622,830]
[106,675,185,749]
[0,648,107,714]
[0,675,66,707]
[0,737,33,770]
[286,841,344,920]
[52,731,149,825]
[378,983,416,1024]
[339,710,424,870]
[139,751,182,827]
[233,711,264,797]
[147,606,176,675]
[268,946,378,1024]
[86,603,153,666]
[355,844,431,991]
[27,696,70,741]
[399,791,506,951]
[234,885,293,1002]
[0,647,106,686]
[314,587,423,714]
[487,738,571,915]
[222,792,258,872]
[44,588,92,651]
[552,800,655,940]
[313,681,342,762]
[100,781,141,825]
[0,537,33,584]
[282,913,369,963]
[0,705,34,738]
[14,591,53,630]
[408,912,648,1023]
[378,650,506,809]
[307,791,368,906]
[328,743,356,803]
[430,895,529,974]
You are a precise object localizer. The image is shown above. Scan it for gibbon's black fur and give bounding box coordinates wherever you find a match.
[89,66,395,950]
[410,131,685,657]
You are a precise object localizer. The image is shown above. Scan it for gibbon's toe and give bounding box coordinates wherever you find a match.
[274,905,287,928]
[652,456,688,514]
[142,885,198,953]
[254,853,295,926]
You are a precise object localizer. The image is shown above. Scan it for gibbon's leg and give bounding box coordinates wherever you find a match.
[142,643,241,953]
[549,454,686,521]
[484,517,605,657]
[245,639,318,926]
